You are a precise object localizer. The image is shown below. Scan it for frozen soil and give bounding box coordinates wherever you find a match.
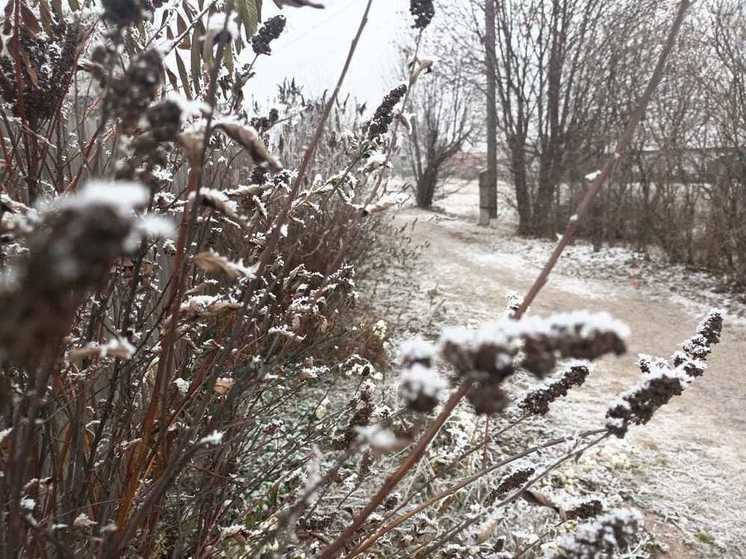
[377,179,746,558]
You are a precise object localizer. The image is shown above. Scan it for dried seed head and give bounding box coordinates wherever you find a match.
[399,363,447,413]
[519,363,590,416]
[251,15,286,55]
[399,336,435,368]
[102,0,153,27]
[383,493,400,511]
[606,363,685,438]
[367,84,407,140]
[110,49,163,131]
[489,468,535,499]
[564,499,604,521]
[467,380,508,415]
[410,0,435,30]
[0,182,148,365]
[606,310,723,438]
[440,311,627,381]
[146,100,182,142]
[554,509,642,558]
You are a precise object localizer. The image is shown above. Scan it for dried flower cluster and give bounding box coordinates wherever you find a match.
[0,182,148,366]
[251,15,287,55]
[564,499,604,521]
[102,0,153,28]
[606,310,723,437]
[554,509,642,558]
[398,338,447,413]
[519,363,590,416]
[146,100,183,142]
[436,311,627,415]
[108,49,163,131]
[0,0,735,557]
[367,84,408,140]
[490,468,535,499]
[410,0,435,30]
[335,383,375,449]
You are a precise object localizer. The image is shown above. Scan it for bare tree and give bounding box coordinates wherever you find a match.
[406,63,475,209]
[438,0,664,236]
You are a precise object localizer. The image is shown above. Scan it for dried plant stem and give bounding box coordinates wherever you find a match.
[256,0,374,274]
[364,31,424,206]
[319,3,691,556]
[318,382,472,559]
[346,428,608,558]
[413,432,611,557]
[385,414,529,522]
[163,0,219,54]
[512,520,569,559]
[114,21,233,534]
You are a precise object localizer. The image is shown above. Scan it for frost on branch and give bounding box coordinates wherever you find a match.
[553,508,642,558]
[606,310,723,437]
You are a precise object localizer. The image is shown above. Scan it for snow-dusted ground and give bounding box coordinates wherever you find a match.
[374,178,746,557]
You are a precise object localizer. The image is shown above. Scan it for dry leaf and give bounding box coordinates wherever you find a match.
[193,249,257,279]
[521,489,561,515]
[214,377,235,395]
[214,120,282,172]
[68,339,135,364]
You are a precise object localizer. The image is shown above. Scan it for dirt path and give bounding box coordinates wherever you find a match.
[392,190,746,557]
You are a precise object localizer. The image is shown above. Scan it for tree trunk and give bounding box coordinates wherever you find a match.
[508,134,531,234]
[533,169,559,237]
[532,0,565,238]
[416,164,439,209]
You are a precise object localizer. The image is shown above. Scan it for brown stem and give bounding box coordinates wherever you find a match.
[318,382,472,559]
[347,429,608,558]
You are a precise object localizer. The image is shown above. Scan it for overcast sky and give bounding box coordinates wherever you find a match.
[247,1,412,107]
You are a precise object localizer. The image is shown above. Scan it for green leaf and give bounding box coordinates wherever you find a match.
[236,0,260,41]
[38,0,55,36]
[176,13,191,49]
[223,45,234,74]
[174,50,193,99]
[51,0,63,19]
[165,66,180,94]
[190,28,202,95]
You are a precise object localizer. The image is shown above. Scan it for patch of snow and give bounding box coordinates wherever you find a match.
[199,431,223,446]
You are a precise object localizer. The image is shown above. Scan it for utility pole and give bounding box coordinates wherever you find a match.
[480,0,498,225]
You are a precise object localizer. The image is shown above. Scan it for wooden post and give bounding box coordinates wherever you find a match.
[478,169,495,225]
[484,0,498,219]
